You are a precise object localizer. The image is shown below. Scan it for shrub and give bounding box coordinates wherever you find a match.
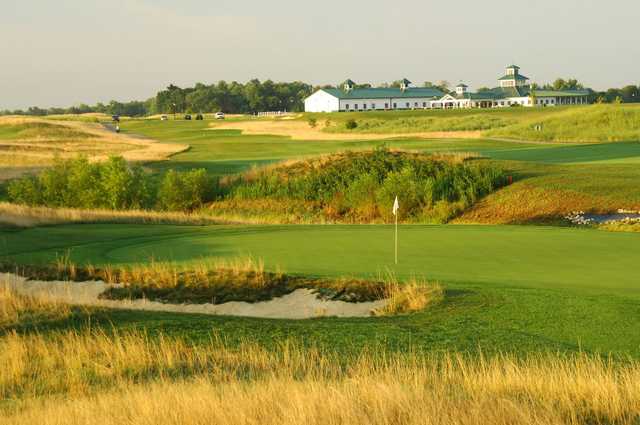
[224,149,506,222]
[307,117,317,128]
[158,169,215,212]
[345,119,358,130]
[8,156,153,210]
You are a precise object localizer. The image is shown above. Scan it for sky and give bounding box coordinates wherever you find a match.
[1,0,639,109]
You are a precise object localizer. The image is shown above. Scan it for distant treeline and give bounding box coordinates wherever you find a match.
[1,80,313,117]
[2,78,640,117]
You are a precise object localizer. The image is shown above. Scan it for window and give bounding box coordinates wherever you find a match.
[385,103,389,109]
[405,102,410,108]
[345,104,350,110]
[422,102,427,108]
[363,104,367,110]
[414,102,419,107]
[371,104,375,109]
[393,103,397,109]
[354,104,359,110]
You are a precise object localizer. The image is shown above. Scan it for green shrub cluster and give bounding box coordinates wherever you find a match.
[227,149,506,222]
[8,157,215,212]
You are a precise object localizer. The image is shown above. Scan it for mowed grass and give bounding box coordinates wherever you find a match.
[2,223,640,356]
[121,119,640,176]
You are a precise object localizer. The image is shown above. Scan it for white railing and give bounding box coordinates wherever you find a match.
[255,111,290,117]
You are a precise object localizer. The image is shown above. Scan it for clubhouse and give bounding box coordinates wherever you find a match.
[304,65,592,112]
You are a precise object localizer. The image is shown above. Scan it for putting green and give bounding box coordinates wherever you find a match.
[2,224,639,295]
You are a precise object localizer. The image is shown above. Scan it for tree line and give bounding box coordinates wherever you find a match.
[2,78,640,117]
[1,80,313,117]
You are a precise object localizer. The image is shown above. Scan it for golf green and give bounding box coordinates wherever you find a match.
[2,224,639,295]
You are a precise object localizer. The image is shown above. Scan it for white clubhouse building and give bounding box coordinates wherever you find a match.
[304,65,591,112]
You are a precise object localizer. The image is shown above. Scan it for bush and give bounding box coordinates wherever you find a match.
[224,149,506,222]
[345,119,358,130]
[158,169,215,211]
[8,156,152,210]
[307,117,317,128]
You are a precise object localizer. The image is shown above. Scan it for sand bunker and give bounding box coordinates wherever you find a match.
[1,273,387,319]
[212,120,482,141]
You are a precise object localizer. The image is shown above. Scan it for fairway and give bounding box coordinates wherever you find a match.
[121,120,640,178]
[3,224,639,295]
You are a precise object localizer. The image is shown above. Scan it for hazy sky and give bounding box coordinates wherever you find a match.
[2,0,639,109]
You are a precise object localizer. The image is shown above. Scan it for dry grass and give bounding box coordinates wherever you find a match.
[1,288,639,424]
[0,326,639,424]
[374,275,444,316]
[0,202,238,227]
[5,255,434,307]
[0,116,187,180]
[0,284,72,327]
[212,119,483,140]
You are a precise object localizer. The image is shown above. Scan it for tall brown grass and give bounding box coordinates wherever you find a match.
[6,255,441,309]
[0,202,301,227]
[375,274,444,315]
[1,286,639,424]
[0,285,72,327]
[0,327,639,424]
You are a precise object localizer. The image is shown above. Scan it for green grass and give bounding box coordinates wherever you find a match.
[487,104,640,143]
[2,223,640,357]
[121,120,640,179]
[2,224,637,294]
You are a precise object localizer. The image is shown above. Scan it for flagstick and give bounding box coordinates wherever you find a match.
[395,209,398,265]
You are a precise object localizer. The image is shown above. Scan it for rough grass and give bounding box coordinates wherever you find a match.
[486,104,640,143]
[599,221,640,233]
[326,114,514,134]
[0,285,72,328]
[1,256,441,309]
[0,309,639,425]
[0,116,187,170]
[455,162,640,224]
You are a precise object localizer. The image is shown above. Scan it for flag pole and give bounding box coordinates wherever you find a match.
[393,195,399,265]
[395,209,398,265]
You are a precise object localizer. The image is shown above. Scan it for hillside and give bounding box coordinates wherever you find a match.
[209,149,507,223]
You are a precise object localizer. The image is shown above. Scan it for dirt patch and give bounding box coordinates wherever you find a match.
[211,120,482,141]
[1,273,387,319]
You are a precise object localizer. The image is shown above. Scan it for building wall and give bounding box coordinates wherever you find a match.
[339,98,434,111]
[304,90,340,112]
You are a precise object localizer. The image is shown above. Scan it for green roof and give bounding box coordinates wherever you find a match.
[322,87,445,100]
[531,89,591,97]
[498,74,529,81]
[464,86,591,100]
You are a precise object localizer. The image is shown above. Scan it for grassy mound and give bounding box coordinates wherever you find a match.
[486,104,640,142]
[0,120,96,141]
[214,149,507,223]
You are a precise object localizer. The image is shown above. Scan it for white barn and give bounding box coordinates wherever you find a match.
[304,79,444,113]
